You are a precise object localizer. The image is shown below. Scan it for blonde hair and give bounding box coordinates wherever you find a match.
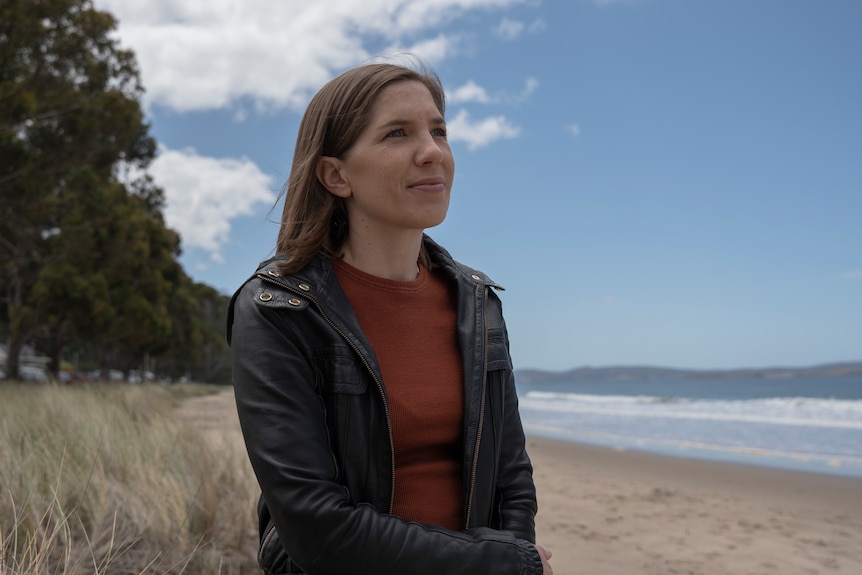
[275,62,446,274]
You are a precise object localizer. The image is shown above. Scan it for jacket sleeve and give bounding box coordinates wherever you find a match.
[229,279,544,575]
[496,367,538,542]
[489,303,539,543]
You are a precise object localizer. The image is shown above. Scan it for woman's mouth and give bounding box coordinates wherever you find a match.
[408,177,446,192]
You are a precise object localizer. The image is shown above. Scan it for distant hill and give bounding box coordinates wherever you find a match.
[515,361,862,387]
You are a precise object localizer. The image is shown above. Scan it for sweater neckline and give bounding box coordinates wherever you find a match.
[331,258,428,294]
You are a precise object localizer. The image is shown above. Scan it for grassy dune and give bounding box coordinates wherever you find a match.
[0,384,259,574]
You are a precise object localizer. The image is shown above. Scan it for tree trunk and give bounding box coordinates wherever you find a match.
[4,333,22,381]
[4,268,26,380]
[47,321,65,379]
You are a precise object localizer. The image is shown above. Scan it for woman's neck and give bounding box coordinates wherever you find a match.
[338,232,423,281]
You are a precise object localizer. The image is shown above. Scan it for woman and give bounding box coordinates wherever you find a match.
[228,61,553,575]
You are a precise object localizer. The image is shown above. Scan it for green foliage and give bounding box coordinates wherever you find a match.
[0,0,231,382]
[160,282,232,385]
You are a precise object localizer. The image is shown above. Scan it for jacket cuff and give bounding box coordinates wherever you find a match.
[516,540,544,575]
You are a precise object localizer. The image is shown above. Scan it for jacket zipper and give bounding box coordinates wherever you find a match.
[258,523,277,563]
[258,274,397,513]
[464,286,489,529]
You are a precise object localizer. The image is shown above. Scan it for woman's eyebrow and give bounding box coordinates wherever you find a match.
[377,115,446,130]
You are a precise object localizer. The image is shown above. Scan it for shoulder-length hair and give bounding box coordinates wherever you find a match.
[275,61,446,274]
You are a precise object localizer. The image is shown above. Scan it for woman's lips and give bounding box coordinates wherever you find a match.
[408,177,446,192]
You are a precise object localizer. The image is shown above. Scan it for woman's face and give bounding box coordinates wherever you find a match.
[326,80,455,239]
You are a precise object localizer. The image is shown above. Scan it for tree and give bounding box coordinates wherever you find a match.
[97,186,179,375]
[28,170,114,376]
[0,0,156,378]
[161,281,232,385]
[28,170,164,378]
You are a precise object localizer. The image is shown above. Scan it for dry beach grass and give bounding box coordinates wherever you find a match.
[0,384,258,575]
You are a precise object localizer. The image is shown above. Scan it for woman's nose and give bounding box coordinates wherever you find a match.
[415,133,445,165]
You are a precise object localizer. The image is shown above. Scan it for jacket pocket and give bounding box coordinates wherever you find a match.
[313,346,368,394]
[259,521,306,574]
[486,328,513,371]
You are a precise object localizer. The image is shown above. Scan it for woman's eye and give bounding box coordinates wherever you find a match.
[387,129,406,138]
[431,127,447,138]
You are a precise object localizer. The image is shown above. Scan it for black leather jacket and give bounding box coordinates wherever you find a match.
[228,237,542,575]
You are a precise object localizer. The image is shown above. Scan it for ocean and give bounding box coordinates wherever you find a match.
[516,375,862,478]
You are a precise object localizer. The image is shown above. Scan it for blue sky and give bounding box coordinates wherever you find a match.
[97,0,861,371]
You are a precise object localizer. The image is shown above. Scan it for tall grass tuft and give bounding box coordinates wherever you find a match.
[0,384,259,574]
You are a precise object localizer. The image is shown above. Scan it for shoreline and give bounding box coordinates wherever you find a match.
[528,434,862,574]
[525,426,862,480]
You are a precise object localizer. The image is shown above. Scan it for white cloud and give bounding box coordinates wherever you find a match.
[148,147,276,262]
[495,17,524,40]
[449,77,537,105]
[447,109,520,150]
[400,33,460,64]
[527,18,547,34]
[95,0,528,112]
[522,77,539,99]
[567,123,581,136]
[495,16,545,39]
[449,80,493,104]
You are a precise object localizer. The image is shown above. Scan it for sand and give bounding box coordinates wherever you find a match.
[530,436,862,575]
[182,390,862,574]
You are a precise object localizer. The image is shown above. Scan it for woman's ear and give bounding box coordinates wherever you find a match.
[316,157,351,198]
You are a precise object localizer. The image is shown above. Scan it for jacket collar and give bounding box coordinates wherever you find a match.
[255,234,503,294]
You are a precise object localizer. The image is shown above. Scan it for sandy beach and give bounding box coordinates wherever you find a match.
[184,390,862,574]
[530,435,862,575]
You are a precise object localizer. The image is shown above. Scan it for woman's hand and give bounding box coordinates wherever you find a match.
[535,544,553,575]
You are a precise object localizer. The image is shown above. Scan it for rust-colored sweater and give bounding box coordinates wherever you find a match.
[332,259,465,530]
